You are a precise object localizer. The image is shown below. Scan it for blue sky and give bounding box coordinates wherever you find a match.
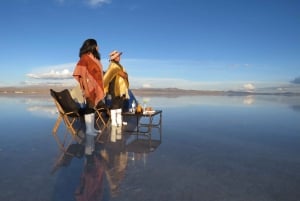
[0,0,300,92]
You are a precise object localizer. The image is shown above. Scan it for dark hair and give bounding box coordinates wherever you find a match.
[79,38,101,60]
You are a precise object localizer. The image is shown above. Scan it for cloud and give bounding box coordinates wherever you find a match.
[291,76,300,84]
[130,77,234,91]
[243,83,255,91]
[23,59,300,93]
[27,69,73,79]
[142,83,152,88]
[26,63,75,80]
[55,0,111,7]
[230,63,251,69]
[86,0,111,7]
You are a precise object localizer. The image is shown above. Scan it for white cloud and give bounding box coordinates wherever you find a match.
[23,60,300,93]
[243,83,255,91]
[142,83,152,88]
[26,63,75,80]
[27,69,73,79]
[230,63,251,69]
[86,0,111,7]
[130,77,234,91]
[55,0,111,7]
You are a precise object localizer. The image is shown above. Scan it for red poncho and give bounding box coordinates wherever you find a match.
[73,54,105,107]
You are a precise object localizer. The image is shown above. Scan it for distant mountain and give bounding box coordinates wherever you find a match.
[1,86,300,97]
[131,88,225,97]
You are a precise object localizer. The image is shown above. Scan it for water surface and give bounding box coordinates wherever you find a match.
[0,95,300,201]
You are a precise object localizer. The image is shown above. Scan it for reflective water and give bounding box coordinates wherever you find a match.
[0,95,300,201]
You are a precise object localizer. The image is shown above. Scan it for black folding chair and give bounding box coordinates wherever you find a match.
[50,89,85,136]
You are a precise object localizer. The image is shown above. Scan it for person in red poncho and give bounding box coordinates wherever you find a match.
[73,38,105,136]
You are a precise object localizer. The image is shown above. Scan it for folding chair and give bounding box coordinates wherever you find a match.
[94,101,110,130]
[50,88,85,136]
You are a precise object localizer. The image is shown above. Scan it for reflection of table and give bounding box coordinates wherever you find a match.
[122,110,162,139]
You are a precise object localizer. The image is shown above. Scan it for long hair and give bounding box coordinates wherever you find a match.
[79,38,101,60]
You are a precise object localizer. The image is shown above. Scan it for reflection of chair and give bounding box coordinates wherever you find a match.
[51,143,85,174]
[50,89,85,136]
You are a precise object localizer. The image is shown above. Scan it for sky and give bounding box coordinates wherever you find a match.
[0,0,300,92]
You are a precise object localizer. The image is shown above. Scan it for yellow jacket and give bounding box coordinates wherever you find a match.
[104,61,129,98]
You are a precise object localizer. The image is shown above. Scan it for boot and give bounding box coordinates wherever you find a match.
[85,134,95,155]
[116,126,122,140]
[84,113,100,136]
[110,125,117,142]
[110,109,117,126]
[116,108,122,127]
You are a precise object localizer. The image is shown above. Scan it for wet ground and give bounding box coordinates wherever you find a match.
[0,95,300,201]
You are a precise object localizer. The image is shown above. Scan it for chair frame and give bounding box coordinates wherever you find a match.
[95,107,110,130]
[50,89,84,137]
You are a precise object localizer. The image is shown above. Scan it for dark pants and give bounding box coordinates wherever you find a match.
[111,96,124,110]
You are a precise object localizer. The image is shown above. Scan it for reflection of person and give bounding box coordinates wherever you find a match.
[75,140,128,200]
[100,144,128,197]
[73,39,105,135]
[104,50,129,127]
[75,154,106,201]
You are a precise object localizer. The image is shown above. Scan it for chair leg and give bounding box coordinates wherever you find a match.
[62,116,77,136]
[53,115,63,135]
[95,109,110,129]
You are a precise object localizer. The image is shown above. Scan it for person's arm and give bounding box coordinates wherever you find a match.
[118,71,128,80]
[103,63,120,91]
[81,74,90,99]
[74,64,91,99]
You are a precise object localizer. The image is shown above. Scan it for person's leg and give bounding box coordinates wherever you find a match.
[84,112,101,135]
[116,108,122,126]
[116,97,125,126]
[111,96,124,127]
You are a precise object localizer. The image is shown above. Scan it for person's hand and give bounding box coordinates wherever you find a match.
[118,71,128,79]
[83,90,90,99]
[124,72,128,79]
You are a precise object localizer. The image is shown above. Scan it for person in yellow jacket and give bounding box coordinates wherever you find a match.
[104,50,129,127]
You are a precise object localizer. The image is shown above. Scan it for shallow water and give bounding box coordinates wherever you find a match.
[0,95,300,201]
